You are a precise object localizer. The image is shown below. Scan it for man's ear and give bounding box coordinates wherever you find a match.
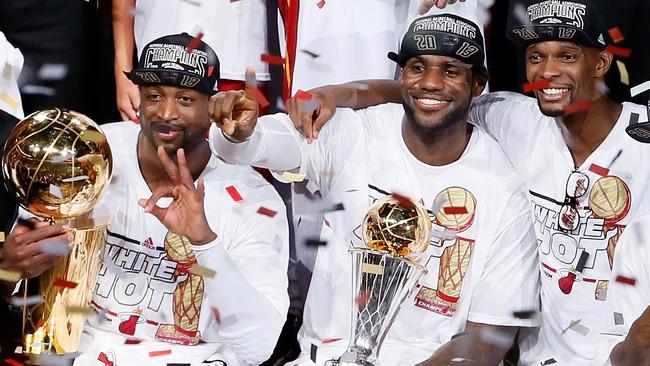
[471,70,489,97]
[595,49,613,78]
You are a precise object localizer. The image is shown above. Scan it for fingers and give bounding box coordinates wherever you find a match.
[138,184,173,215]
[176,149,195,189]
[418,0,436,14]
[312,106,335,139]
[157,146,180,184]
[243,67,258,101]
[14,223,70,248]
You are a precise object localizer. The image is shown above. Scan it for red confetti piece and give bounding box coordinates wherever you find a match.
[295,89,314,101]
[186,32,204,53]
[257,207,278,218]
[148,350,171,357]
[563,100,591,116]
[588,163,609,177]
[316,0,325,9]
[53,278,78,289]
[225,185,243,202]
[608,27,624,43]
[260,54,285,65]
[391,193,415,209]
[321,337,342,344]
[443,206,468,215]
[323,217,331,228]
[615,275,637,286]
[252,87,270,109]
[124,339,142,345]
[3,359,23,366]
[523,80,550,93]
[356,291,370,308]
[212,307,222,325]
[605,45,632,58]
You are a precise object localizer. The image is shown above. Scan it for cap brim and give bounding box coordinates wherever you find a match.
[508,25,604,50]
[387,51,400,65]
[124,69,217,95]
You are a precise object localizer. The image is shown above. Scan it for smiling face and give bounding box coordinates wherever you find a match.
[525,41,611,117]
[139,85,210,155]
[400,55,486,135]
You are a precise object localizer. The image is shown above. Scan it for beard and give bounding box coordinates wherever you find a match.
[402,97,470,139]
[537,100,565,117]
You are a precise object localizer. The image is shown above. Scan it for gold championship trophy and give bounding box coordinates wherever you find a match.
[1,109,112,355]
[327,196,431,365]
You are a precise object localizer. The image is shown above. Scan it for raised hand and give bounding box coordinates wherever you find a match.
[138,147,217,245]
[115,72,140,121]
[286,87,336,143]
[418,0,466,15]
[209,67,260,142]
[0,218,73,279]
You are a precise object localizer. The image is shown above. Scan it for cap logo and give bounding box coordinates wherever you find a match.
[413,16,477,39]
[414,34,437,51]
[135,71,161,83]
[179,74,200,88]
[456,42,479,58]
[143,43,208,76]
[527,1,586,29]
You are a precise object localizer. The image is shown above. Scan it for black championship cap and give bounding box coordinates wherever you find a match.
[507,0,606,49]
[388,14,486,71]
[125,33,220,95]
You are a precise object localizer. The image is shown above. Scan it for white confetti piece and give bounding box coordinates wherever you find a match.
[302,98,320,113]
[40,238,71,257]
[11,295,43,307]
[0,92,19,110]
[281,171,305,182]
[631,80,650,97]
[479,328,513,348]
[49,184,63,199]
[614,312,624,325]
[61,175,88,183]
[362,263,383,275]
[37,63,69,81]
[22,84,56,96]
[189,264,216,278]
[0,268,21,282]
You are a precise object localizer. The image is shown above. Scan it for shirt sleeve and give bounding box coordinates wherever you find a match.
[467,185,541,328]
[610,216,650,335]
[191,194,289,365]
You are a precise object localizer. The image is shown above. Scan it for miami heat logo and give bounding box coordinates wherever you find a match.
[414,187,477,317]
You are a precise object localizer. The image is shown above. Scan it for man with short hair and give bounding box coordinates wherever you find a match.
[208,14,540,365]
[1,33,289,366]
[295,1,650,364]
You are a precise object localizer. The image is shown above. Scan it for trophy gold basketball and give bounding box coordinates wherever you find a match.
[2,108,113,354]
[328,196,431,366]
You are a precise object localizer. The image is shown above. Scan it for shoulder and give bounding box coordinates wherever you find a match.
[100,121,139,150]
[471,91,538,115]
[471,127,526,190]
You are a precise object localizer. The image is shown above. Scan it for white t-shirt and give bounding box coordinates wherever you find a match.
[133,0,269,81]
[610,214,650,338]
[0,30,24,118]
[210,103,540,365]
[71,122,289,366]
[469,92,650,366]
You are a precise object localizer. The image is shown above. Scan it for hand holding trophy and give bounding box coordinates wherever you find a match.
[328,196,431,365]
[2,108,112,355]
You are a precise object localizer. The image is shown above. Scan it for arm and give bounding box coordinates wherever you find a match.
[416,321,517,366]
[112,0,139,121]
[611,307,650,366]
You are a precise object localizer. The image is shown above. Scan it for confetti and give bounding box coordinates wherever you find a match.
[212,307,221,325]
[37,63,69,81]
[0,268,21,282]
[260,54,285,65]
[443,206,468,215]
[562,319,584,334]
[608,27,624,43]
[65,305,93,314]
[616,61,629,85]
[575,251,589,272]
[569,322,590,336]
[302,98,320,112]
[0,92,19,110]
[61,175,89,183]
[615,275,636,286]
[0,231,4,242]
[513,309,538,319]
[49,184,63,199]
[523,80,550,93]
[225,185,243,202]
[257,206,278,218]
[149,350,172,357]
[316,0,325,9]
[355,291,370,308]
[630,80,650,97]
[281,171,305,182]
[588,163,609,177]
[541,359,557,365]
[188,264,216,278]
[124,339,142,345]
[11,295,43,307]
[300,49,320,58]
[605,45,631,58]
[563,100,591,116]
[479,328,513,348]
[3,359,23,366]
[293,200,344,215]
[186,32,204,53]
[321,337,342,344]
[53,278,78,289]
[40,239,71,257]
[305,238,327,246]
[22,85,56,96]
[362,263,383,275]
[613,312,624,326]
[391,193,416,209]
[295,90,313,101]
[310,343,317,362]
[252,87,270,109]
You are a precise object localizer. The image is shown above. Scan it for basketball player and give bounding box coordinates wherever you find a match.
[208,14,540,365]
[288,1,650,364]
[2,33,289,365]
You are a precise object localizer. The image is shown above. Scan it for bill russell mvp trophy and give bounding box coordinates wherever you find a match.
[328,196,431,365]
[2,108,112,355]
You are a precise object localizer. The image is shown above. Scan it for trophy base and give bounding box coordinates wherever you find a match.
[325,351,375,366]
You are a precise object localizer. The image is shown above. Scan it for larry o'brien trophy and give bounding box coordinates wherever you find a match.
[328,196,431,366]
[2,108,112,355]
